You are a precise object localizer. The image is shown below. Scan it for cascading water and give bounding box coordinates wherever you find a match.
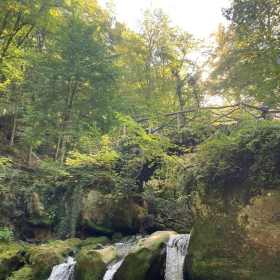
[165,234,190,280]
[47,256,76,280]
[103,235,142,280]
[103,259,124,280]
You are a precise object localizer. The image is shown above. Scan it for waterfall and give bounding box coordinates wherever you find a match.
[165,234,190,280]
[48,256,76,280]
[103,235,141,280]
[103,260,123,280]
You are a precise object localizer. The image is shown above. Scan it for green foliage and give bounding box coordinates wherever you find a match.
[0,157,12,168]
[185,121,280,190]
[209,0,280,104]
[55,186,83,239]
[0,227,14,242]
[115,8,201,117]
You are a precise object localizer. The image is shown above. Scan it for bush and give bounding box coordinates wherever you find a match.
[186,121,280,188]
[0,227,14,242]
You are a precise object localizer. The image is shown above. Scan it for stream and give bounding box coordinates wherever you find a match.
[47,234,189,280]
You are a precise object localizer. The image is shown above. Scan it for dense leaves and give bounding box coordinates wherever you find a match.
[1,0,280,224]
[185,121,280,189]
[209,0,280,105]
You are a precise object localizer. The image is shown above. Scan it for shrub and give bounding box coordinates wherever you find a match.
[0,227,14,242]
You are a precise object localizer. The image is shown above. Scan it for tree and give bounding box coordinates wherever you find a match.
[115,9,176,116]
[22,0,119,162]
[115,8,199,117]
[0,0,63,88]
[208,0,280,105]
[162,31,200,110]
[0,0,64,147]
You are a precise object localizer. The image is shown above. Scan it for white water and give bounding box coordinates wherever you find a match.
[102,235,141,280]
[48,256,76,280]
[165,234,190,280]
[103,260,124,280]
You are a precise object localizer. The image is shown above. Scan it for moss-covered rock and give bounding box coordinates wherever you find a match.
[6,265,32,280]
[185,184,280,280]
[114,231,173,280]
[27,240,72,280]
[64,238,82,252]
[74,245,120,280]
[183,123,280,280]
[80,190,147,235]
[78,236,111,248]
[0,242,25,280]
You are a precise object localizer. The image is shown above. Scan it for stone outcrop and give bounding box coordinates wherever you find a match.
[79,189,147,235]
[26,240,73,280]
[26,192,54,228]
[185,183,280,280]
[114,231,173,280]
[74,245,120,280]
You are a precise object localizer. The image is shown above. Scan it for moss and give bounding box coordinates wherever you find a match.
[114,231,173,280]
[6,266,32,280]
[79,236,111,248]
[27,240,72,280]
[74,245,120,280]
[75,250,105,280]
[112,232,123,242]
[64,238,82,251]
[0,242,25,280]
[185,184,280,280]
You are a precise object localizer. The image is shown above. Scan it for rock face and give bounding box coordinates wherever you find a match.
[74,245,120,280]
[80,190,147,235]
[0,243,25,280]
[185,183,280,280]
[114,231,173,280]
[27,192,54,227]
[27,240,72,280]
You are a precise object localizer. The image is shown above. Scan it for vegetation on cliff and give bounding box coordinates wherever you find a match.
[0,0,280,278]
[183,121,280,280]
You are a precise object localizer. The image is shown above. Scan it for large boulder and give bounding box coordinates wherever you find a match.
[114,231,173,280]
[74,245,120,280]
[184,123,280,280]
[27,240,72,280]
[6,266,32,280]
[0,243,25,280]
[80,190,147,235]
[185,183,280,280]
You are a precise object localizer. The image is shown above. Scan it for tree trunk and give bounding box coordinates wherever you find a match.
[9,103,18,147]
[27,146,32,166]
[60,135,66,166]
[54,138,61,161]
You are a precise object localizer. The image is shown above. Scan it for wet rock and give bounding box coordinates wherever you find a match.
[74,245,120,280]
[114,231,174,280]
[27,240,72,280]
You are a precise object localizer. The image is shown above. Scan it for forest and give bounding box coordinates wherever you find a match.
[0,0,280,280]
